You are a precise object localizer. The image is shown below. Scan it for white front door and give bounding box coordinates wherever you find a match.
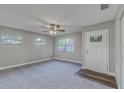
[85,29,109,74]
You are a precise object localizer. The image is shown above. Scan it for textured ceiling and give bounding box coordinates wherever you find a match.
[0,4,119,36]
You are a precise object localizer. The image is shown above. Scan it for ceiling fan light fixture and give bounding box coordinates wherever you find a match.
[40,23,65,35]
[50,30,57,35]
[54,31,57,34]
[50,30,53,35]
[54,27,57,30]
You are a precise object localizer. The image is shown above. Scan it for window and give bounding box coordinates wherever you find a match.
[1,33,22,45]
[65,38,74,52]
[58,39,66,52]
[57,38,74,52]
[36,37,46,45]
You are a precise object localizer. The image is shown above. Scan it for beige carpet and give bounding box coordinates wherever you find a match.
[0,60,113,89]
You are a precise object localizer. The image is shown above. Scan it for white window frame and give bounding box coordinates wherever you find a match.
[57,38,74,52]
[1,33,23,45]
[35,37,47,45]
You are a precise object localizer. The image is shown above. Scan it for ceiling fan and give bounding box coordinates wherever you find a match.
[40,24,65,35]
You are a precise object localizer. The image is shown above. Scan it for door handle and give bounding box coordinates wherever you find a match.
[86,50,88,54]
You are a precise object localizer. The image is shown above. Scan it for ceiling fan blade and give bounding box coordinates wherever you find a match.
[58,29,65,32]
[43,31,49,32]
[40,26,49,29]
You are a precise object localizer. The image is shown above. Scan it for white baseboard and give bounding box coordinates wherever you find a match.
[81,65,86,69]
[115,73,121,89]
[0,57,81,71]
[0,58,53,71]
[54,57,82,64]
[81,66,116,76]
[0,57,116,79]
[107,72,116,77]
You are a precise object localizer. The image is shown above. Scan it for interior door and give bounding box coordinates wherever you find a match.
[85,29,109,74]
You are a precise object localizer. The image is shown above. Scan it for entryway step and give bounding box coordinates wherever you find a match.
[78,69,117,88]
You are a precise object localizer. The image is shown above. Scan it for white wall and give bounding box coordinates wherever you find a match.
[114,5,124,89]
[54,32,82,63]
[0,25,53,68]
[81,20,115,73]
[115,18,122,88]
[120,5,124,89]
[0,16,117,87]
[54,20,115,72]
[121,12,124,89]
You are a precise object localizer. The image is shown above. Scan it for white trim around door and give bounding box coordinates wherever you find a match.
[84,29,110,75]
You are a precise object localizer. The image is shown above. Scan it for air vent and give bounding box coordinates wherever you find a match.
[100,4,109,10]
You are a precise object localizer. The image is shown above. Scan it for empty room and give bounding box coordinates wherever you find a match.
[0,4,124,89]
